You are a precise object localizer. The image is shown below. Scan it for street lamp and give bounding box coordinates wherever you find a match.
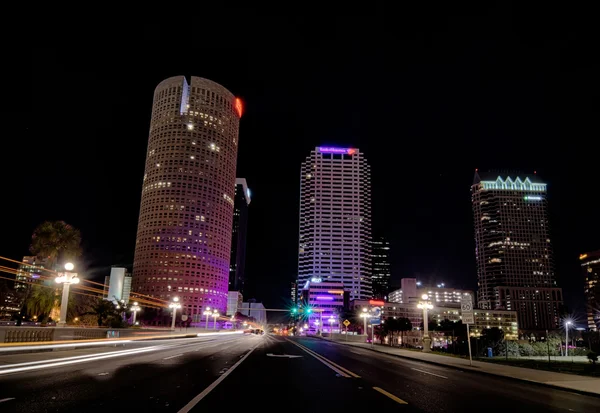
[203,307,212,329]
[169,297,181,330]
[314,319,320,335]
[211,310,220,330]
[565,320,572,357]
[417,293,434,352]
[360,308,370,340]
[55,263,79,327]
[130,302,141,325]
[328,316,335,338]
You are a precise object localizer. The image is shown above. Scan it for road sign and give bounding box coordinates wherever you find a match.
[461,296,474,324]
[370,318,381,325]
[343,319,351,327]
[372,307,382,317]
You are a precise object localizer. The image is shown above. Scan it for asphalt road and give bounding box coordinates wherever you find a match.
[0,334,598,412]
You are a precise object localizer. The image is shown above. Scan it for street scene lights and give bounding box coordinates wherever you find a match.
[55,262,79,328]
[418,294,434,352]
[130,302,141,325]
[203,307,212,329]
[360,308,370,339]
[565,320,572,357]
[328,316,335,338]
[169,297,181,330]
[211,310,220,329]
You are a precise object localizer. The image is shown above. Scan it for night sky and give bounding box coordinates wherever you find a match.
[5,9,599,320]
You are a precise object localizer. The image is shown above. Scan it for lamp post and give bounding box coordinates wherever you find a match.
[130,302,141,325]
[417,294,434,352]
[169,297,181,330]
[203,307,212,329]
[55,263,79,328]
[360,308,369,338]
[212,310,220,330]
[328,316,335,339]
[314,319,320,335]
[565,321,571,357]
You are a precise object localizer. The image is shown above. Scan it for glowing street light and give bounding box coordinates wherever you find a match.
[328,316,336,338]
[212,310,220,330]
[130,302,141,325]
[203,307,212,329]
[55,263,79,328]
[360,308,370,339]
[565,320,572,357]
[418,294,434,352]
[169,297,181,330]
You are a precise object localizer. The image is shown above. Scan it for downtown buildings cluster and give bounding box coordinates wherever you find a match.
[3,75,598,337]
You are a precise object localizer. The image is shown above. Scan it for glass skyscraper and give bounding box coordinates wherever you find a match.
[471,172,563,331]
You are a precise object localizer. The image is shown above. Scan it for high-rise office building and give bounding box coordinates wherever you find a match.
[103,267,132,304]
[581,250,600,331]
[471,172,562,331]
[15,256,48,291]
[132,76,242,316]
[371,237,391,299]
[229,178,250,293]
[298,146,372,300]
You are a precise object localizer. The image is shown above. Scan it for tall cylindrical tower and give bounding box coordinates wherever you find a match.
[133,76,242,316]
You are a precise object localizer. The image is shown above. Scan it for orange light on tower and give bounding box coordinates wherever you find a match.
[235,97,243,118]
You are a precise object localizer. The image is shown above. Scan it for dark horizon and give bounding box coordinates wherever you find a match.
[4,11,599,324]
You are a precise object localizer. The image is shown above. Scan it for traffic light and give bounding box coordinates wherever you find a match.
[306,308,312,314]
[291,307,298,314]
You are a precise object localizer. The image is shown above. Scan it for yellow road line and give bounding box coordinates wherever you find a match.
[373,387,408,405]
[287,339,361,378]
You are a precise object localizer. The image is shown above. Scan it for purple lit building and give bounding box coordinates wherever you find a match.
[132,76,243,316]
[300,279,348,334]
[298,146,372,301]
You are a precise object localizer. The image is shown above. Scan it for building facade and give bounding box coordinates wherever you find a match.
[581,250,600,331]
[388,279,473,308]
[227,291,243,316]
[132,76,242,316]
[240,301,267,326]
[103,267,132,304]
[472,172,562,331]
[229,178,250,293]
[298,147,372,301]
[371,237,391,299]
[15,256,48,291]
[300,279,348,334]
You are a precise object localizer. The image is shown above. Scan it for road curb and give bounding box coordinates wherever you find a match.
[325,339,600,399]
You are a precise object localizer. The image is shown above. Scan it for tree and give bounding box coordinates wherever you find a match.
[30,221,82,269]
[24,285,57,322]
[396,317,413,347]
[87,299,120,327]
[481,327,504,356]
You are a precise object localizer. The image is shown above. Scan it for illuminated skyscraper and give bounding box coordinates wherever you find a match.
[229,178,250,293]
[471,172,562,331]
[371,237,391,299]
[581,250,600,331]
[132,76,242,315]
[298,147,372,301]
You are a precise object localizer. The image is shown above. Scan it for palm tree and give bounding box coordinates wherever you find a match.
[24,285,58,321]
[30,221,82,270]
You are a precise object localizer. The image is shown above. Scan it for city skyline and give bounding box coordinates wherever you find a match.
[5,16,598,318]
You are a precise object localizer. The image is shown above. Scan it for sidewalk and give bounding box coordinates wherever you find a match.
[335,340,600,397]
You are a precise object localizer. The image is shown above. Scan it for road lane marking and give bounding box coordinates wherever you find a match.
[411,368,448,379]
[285,339,360,378]
[266,353,303,358]
[177,344,259,413]
[97,372,109,376]
[373,387,408,404]
[290,340,361,378]
[163,354,184,360]
[0,398,16,403]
